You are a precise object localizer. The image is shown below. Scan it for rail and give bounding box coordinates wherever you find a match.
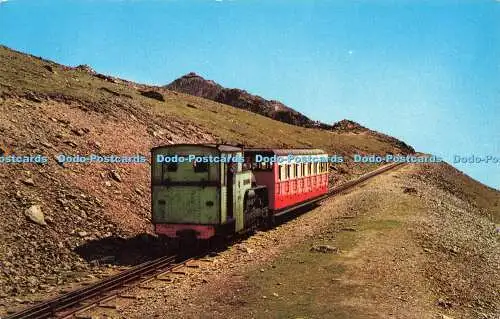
[5,255,179,319]
[6,161,406,319]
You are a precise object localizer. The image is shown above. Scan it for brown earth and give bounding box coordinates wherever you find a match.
[0,45,415,316]
[105,163,498,319]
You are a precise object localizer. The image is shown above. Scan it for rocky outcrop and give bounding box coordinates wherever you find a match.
[165,74,415,153]
[332,119,415,153]
[166,72,320,128]
[331,119,368,132]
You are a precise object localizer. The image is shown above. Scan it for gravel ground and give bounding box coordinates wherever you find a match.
[102,163,499,319]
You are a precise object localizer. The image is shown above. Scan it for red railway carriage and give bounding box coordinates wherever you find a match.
[243,148,330,214]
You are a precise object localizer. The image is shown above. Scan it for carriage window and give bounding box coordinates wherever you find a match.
[278,165,283,180]
[286,164,291,179]
[301,164,305,177]
[194,162,209,173]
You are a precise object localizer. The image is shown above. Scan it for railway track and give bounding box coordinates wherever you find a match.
[328,161,405,195]
[4,255,190,319]
[6,162,405,319]
[275,162,406,217]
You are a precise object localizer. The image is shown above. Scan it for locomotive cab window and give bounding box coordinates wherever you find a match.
[165,162,178,172]
[194,162,209,173]
[161,162,178,182]
[253,161,272,171]
[243,156,252,171]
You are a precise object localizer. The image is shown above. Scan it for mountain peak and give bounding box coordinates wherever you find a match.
[183,72,203,78]
[165,74,319,128]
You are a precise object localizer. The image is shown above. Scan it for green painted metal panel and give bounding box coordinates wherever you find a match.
[152,145,220,184]
[151,145,256,232]
[152,145,222,225]
[152,186,220,224]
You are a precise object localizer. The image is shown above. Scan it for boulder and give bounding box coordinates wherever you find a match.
[25,205,47,226]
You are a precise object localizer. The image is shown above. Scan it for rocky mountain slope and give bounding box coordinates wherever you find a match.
[166,73,414,153]
[0,44,416,315]
[166,72,329,128]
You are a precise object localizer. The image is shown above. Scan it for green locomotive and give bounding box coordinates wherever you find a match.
[151,144,269,244]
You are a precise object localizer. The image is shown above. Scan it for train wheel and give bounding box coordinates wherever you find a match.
[210,235,226,251]
[164,237,179,253]
[179,235,198,257]
[197,239,210,253]
[265,214,275,229]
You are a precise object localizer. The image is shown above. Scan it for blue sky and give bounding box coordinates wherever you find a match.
[0,0,499,189]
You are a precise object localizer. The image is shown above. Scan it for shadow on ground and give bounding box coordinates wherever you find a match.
[73,234,170,267]
[73,204,322,267]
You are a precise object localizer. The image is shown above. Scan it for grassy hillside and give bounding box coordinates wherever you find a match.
[0,45,414,155]
[0,44,415,313]
[122,163,499,319]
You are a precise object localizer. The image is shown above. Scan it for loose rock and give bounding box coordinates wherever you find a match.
[22,178,35,186]
[310,245,339,254]
[110,171,122,182]
[24,205,47,226]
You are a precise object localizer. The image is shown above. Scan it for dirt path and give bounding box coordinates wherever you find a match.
[103,163,498,319]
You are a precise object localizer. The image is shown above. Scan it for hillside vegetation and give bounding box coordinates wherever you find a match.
[120,163,499,319]
[0,44,414,313]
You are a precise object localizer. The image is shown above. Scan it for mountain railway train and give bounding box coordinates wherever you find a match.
[151,144,329,245]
